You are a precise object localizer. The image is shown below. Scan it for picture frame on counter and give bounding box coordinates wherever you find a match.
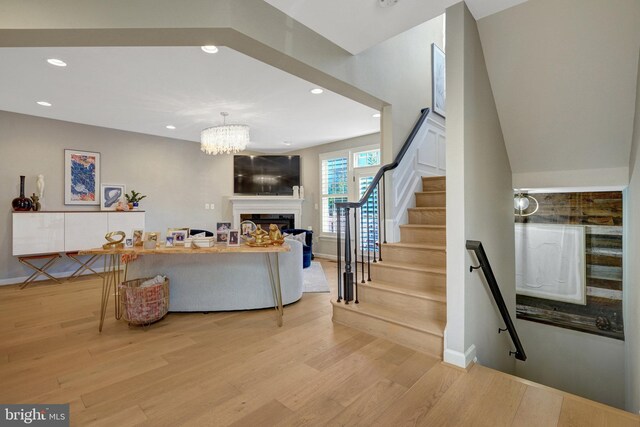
[228,230,240,246]
[216,230,229,244]
[170,229,188,246]
[217,222,231,232]
[165,236,174,247]
[132,229,144,246]
[125,238,134,248]
[100,184,125,211]
[64,149,101,205]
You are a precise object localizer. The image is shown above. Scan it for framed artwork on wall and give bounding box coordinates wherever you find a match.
[431,43,446,118]
[64,149,101,205]
[100,184,125,211]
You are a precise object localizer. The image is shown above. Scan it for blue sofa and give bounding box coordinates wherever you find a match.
[282,228,313,268]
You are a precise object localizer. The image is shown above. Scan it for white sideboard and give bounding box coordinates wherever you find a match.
[13,212,145,256]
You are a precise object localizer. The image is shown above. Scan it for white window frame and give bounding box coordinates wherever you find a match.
[319,145,380,239]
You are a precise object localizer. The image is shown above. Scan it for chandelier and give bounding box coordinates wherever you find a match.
[514,192,539,217]
[200,112,250,155]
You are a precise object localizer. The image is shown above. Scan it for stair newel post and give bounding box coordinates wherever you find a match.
[336,206,342,303]
[343,207,354,304]
[365,202,371,281]
[382,174,387,245]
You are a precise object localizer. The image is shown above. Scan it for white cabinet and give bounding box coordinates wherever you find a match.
[13,213,65,256]
[12,211,146,256]
[65,213,108,251]
[107,212,145,237]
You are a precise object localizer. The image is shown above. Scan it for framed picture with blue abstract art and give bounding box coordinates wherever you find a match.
[64,149,101,205]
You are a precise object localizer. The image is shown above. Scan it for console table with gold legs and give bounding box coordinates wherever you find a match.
[79,244,290,332]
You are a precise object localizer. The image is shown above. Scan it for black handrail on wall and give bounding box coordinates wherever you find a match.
[336,108,430,305]
[466,240,527,361]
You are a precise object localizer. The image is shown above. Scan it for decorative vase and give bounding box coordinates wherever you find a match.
[292,186,299,199]
[299,185,304,200]
[12,176,33,211]
[132,202,139,210]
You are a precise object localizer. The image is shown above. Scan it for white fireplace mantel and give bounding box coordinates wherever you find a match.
[229,196,304,229]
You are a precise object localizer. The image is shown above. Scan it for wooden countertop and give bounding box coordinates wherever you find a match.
[79,243,290,255]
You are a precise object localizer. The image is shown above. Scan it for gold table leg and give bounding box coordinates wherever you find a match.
[99,253,122,332]
[266,253,284,327]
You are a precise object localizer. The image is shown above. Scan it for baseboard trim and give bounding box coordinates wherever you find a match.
[0,266,116,286]
[443,344,477,369]
[313,252,337,261]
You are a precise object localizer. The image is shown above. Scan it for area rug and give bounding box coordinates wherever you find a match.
[303,262,330,293]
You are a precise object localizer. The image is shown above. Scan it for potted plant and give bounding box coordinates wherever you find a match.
[125,190,146,210]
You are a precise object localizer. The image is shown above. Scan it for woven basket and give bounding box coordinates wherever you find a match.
[118,277,169,326]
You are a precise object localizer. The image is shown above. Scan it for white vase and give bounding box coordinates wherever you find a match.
[292,186,299,199]
[36,175,45,210]
[299,186,304,200]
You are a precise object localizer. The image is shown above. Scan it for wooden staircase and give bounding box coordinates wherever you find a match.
[332,176,446,359]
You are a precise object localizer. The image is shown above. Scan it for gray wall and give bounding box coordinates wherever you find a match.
[0,111,236,281]
[625,48,640,414]
[515,320,626,409]
[445,2,516,373]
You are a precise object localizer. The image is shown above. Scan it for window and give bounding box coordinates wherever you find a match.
[321,156,348,234]
[353,149,380,168]
[320,145,380,236]
[358,175,379,252]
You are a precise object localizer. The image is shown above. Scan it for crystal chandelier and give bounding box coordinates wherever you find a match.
[200,112,250,155]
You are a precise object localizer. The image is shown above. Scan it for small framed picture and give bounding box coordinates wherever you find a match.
[216,230,229,244]
[228,229,240,246]
[165,236,174,247]
[217,222,231,233]
[240,220,257,240]
[171,230,188,245]
[124,238,134,248]
[144,231,160,242]
[132,229,144,246]
[100,184,126,211]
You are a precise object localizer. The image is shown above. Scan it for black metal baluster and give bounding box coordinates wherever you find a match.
[337,206,342,303]
[360,207,365,284]
[382,174,387,245]
[377,181,383,262]
[366,199,371,281]
[343,207,353,303]
[353,208,358,291]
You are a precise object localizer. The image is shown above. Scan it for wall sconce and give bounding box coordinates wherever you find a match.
[514,192,539,217]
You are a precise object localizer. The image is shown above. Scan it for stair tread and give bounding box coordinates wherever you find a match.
[399,224,446,229]
[373,260,446,275]
[384,242,446,251]
[422,176,445,180]
[416,190,446,194]
[365,279,446,302]
[332,300,445,337]
[408,207,446,211]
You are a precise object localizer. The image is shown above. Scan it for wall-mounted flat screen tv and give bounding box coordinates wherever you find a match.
[234,155,301,195]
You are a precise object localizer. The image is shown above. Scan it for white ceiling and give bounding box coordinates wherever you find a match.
[478,0,640,178]
[264,0,528,55]
[0,47,380,152]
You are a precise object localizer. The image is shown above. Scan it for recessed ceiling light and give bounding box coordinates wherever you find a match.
[282,141,292,146]
[310,88,324,95]
[372,113,381,118]
[36,101,52,107]
[47,58,67,67]
[201,45,219,54]
[166,125,176,130]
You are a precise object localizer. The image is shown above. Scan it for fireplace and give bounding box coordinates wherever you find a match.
[229,196,303,230]
[240,214,295,231]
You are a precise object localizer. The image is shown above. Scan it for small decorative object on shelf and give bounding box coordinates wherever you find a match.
[248,224,270,246]
[103,231,125,249]
[228,230,240,246]
[36,174,45,210]
[240,220,257,241]
[299,185,304,200]
[30,193,41,211]
[293,185,299,198]
[268,224,285,246]
[125,190,146,210]
[12,175,33,211]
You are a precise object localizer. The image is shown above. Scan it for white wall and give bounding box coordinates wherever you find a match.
[0,111,237,281]
[625,48,640,414]
[445,2,516,373]
[515,320,626,409]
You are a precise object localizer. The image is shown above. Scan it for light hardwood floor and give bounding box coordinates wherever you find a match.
[0,260,637,426]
